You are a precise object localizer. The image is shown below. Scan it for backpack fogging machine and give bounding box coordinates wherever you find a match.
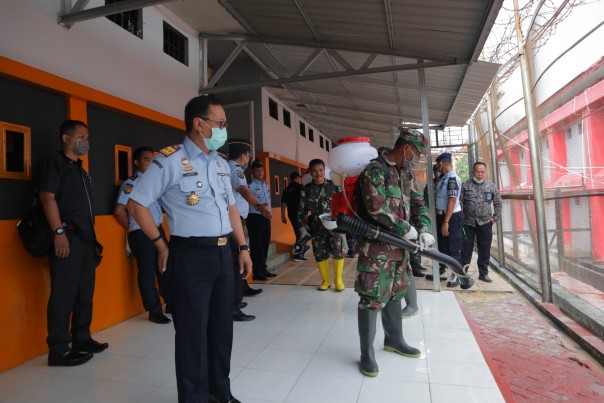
[293,136,474,290]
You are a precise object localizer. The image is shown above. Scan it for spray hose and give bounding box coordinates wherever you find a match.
[335,214,474,290]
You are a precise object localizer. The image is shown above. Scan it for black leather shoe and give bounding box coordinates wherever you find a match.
[72,338,109,353]
[149,313,172,324]
[244,287,263,296]
[263,271,277,277]
[233,310,255,321]
[479,274,493,283]
[239,302,248,309]
[209,394,242,403]
[253,274,267,281]
[48,349,93,367]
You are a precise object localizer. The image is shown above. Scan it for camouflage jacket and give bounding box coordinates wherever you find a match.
[298,179,339,234]
[357,153,430,259]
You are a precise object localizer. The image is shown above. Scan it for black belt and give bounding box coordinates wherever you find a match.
[171,235,230,247]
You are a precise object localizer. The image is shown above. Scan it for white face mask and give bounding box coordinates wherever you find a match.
[405,146,420,168]
[473,177,484,184]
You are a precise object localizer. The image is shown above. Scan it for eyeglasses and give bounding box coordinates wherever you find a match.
[199,117,228,130]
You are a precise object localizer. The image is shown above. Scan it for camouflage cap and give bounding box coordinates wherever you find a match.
[399,129,429,155]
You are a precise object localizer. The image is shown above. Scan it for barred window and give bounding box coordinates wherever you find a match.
[163,22,188,65]
[105,0,142,39]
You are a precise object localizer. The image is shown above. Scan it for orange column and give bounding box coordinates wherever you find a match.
[68,96,88,171]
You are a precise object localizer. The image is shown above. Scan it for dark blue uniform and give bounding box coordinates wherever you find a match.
[129,137,236,403]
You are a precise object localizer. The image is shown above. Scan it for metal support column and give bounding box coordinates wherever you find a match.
[467,124,476,171]
[200,39,209,90]
[514,0,552,302]
[418,61,440,292]
[486,94,505,267]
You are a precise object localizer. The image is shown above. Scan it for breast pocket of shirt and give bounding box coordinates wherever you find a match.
[179,176,204,204]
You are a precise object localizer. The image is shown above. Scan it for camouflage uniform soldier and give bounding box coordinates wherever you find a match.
[356,129,434,377]
[298,159,345,291]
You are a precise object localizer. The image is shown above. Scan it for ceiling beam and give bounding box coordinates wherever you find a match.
[206,42,246,88]
[198,33,467,64]
[291,48,324,77]
[200,60,454,95]
[59,0,175,26]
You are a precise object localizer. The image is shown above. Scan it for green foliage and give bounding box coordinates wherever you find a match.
[456,154,470,182]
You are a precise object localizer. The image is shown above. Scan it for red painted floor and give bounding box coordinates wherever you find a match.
[458,291,604,402]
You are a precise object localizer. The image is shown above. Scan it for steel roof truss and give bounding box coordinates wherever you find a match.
[59,0,176,26]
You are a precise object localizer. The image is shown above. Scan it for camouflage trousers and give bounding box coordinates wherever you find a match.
[355,253,412,310]
[311,224,344,261]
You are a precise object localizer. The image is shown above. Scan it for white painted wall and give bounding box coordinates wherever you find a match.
[0,0,199,120]
[261,88,329,165]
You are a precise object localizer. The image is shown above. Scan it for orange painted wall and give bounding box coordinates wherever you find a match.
[0,57,183,372]
[0,216,143,371]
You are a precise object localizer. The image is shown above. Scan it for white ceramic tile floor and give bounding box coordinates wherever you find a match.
[0,285,504,402]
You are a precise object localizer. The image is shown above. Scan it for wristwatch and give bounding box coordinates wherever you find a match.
[54,227,65,235]
[255,203,261,211]
[238,244,250,252]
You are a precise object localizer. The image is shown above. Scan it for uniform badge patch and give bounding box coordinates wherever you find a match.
[448,181,456,189]
[181,157,190,165]
[182,165,194,172]
[187,192,200,206]
[159,145,181,157]
[196,181,203,188]
[238,172,245,179]
[124,186,132,194]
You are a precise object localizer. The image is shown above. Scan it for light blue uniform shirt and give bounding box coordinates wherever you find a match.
[435,170,462,212]
[116,170,163,232]
[228,160,250,219]
[247,178,271,216]
[129,136,235,237]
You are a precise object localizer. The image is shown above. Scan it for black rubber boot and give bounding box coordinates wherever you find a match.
[402,278,419,319]
[358,308,379,377]
[382,299,420,358]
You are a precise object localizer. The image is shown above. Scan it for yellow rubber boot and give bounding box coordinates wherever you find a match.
[333,258,345,291]
[317,260,331,291]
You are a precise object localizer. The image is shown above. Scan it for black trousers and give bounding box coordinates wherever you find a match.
[288,211,301,242]
[246,213,271,277]
[166,238,234,403]
[229,235,248,308]
[47,231,96,352]
[436,211,464,268]
[128,226,167,315]
[462,221,493,276]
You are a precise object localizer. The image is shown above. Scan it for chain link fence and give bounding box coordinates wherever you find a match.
[468,0,604,336]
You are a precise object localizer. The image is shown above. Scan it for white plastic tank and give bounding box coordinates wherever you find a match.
[329,137,378,177]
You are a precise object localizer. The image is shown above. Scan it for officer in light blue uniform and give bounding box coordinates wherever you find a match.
[227,138,263,322]
[127,95,251,403]
[114,146,170,325]
[246,159,273,281]
[435,152,464,288]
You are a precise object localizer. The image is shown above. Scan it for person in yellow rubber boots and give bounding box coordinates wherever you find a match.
[298,159,346,291]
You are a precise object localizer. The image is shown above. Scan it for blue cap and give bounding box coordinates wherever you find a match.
[436,152,452,161]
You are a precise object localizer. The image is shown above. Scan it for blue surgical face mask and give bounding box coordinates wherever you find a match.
[200,119,228,150]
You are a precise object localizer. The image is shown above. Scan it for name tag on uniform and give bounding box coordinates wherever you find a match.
[486,192,493,201]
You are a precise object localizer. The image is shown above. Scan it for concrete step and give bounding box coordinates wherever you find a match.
[266,243,290,271]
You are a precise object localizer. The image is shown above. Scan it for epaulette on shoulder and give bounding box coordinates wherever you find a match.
[217,151,228,161]
[128,174,138,181]
[158,144,182,157]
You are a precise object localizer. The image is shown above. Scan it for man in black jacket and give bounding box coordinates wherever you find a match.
[37,120,108,367]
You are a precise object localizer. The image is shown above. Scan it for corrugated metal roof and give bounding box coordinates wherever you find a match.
[164,0,503,147]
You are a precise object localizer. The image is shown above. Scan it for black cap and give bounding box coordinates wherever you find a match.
[227,138,252,154]
[251,159,263,169]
